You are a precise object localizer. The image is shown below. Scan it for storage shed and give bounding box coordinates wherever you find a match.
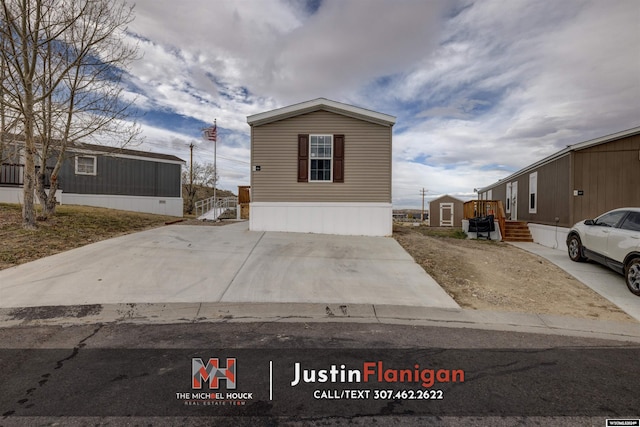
[428,195,464,227]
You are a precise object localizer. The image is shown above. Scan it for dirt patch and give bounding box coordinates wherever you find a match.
[393,224,634,322]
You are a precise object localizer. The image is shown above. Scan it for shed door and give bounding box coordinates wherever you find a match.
[440,203,454,227]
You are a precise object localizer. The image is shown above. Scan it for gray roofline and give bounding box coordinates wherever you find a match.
[246,98,396,127]
[70,143,186,164]
[480,125,640,191]
[2,135,186,164]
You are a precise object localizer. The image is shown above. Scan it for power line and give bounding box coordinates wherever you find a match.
[217,155,250,165]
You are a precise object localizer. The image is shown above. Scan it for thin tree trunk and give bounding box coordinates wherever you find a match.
[22,111,36,228]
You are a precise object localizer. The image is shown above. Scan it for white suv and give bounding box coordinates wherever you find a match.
[567,207,640,296]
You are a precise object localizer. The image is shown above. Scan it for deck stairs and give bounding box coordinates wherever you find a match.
[196,196,238,221]
[502,221,534,242]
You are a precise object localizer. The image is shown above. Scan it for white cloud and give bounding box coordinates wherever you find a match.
[259,0,447,102]
[117,0,639,206]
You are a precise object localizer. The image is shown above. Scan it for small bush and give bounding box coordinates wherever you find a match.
[414,226,468,239]
[451,229,467,239]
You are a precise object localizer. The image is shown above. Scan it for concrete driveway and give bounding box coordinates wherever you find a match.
[0,222,459,309]
[510,242,640,322]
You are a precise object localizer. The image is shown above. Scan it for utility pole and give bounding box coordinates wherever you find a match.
[212,119,217,219]
[420,188,428,222]
[189,143,194,189]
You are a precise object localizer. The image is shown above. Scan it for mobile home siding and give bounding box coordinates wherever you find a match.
[524,154,571,226]
[484,154,571,225]
[491,186,506,205]
[542,155,571,224]
[251,110,391,203]
[58,155,181,197]
[572,134,640,223]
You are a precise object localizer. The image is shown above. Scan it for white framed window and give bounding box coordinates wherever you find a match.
[529,172,538,214]
[506,183,512,213]
[309,135,332,181]
[75,155,97,175]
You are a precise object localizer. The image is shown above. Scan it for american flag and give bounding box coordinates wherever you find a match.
[205,123,217,142]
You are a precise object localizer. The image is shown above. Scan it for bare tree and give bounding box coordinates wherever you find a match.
[182,161,218,214]
[0,53,22,163]
[0,0,139,227]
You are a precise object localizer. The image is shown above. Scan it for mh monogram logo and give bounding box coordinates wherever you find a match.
[192,358,237,390]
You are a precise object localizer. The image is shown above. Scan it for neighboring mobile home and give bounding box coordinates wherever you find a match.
[247,98,396,236]
[479,126,640,247]
[429,195,464,227]
[0,142,185,216]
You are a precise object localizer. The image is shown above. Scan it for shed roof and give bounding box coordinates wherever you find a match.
[247,98,396,127]
[429,194,465,204]
[481,125,640,191]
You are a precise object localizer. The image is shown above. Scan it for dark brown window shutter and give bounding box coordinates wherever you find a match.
[298,134,309,182]
[333,134,344,183]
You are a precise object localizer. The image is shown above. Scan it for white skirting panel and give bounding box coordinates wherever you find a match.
[0,187,25,204]
[61,193,183,217]
[0,187,63,204]
[527,223,570,250]
[250,202,392,236]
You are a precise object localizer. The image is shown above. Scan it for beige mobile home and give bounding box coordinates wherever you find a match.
[246,98,396,236]
[480,126,640,247]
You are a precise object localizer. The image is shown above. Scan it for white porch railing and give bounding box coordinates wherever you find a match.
[195,196,238,220]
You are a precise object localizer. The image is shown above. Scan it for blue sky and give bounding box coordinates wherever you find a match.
[121,0,639,208]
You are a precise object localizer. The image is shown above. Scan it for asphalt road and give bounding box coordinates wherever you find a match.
[1,322,638,426]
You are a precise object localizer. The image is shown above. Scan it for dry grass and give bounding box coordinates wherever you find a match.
[0,203,177,270]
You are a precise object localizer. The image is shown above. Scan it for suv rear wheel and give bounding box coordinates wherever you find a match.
[567,234,586,262]
[626,258,640,296]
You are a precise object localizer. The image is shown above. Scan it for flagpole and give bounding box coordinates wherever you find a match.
[213,118,217,220]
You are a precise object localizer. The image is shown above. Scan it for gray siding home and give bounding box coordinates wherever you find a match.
[0,142,185,216]
[479,126,640,247]
[246,98,396,236]
[429,195,464,227]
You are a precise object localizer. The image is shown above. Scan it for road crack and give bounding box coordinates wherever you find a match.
[2,324,104,417]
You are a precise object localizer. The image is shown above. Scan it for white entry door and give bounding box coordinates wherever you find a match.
[511,181,518,220]
[440,203,454,226]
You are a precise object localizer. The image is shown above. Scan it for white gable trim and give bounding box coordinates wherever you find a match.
[247,98,396,127]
